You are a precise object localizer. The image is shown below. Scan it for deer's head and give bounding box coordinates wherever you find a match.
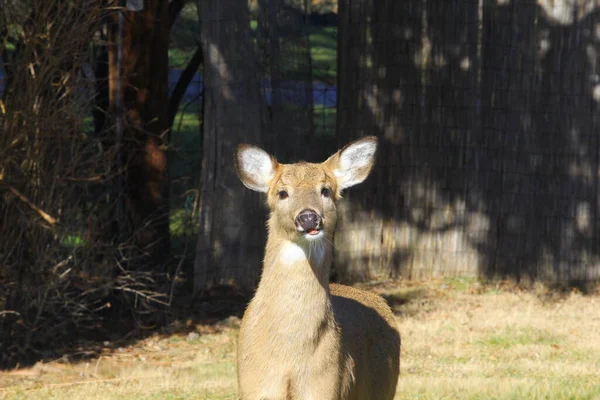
[235,137,377,245]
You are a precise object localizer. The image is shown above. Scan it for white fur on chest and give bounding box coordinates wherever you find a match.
[280,241,307,264]
[280,240,327,267]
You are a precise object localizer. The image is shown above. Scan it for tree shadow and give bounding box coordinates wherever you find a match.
[379,287,433,318]
[0,284,251,370]
[336,0,600,289]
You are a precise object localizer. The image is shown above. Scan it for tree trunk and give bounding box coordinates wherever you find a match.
[194,0,266,292]
[108,0,170,267]
[257,0,315,161]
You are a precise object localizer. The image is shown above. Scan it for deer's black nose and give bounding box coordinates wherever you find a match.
[295,209,322,232]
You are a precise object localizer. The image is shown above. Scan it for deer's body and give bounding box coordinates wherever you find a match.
[235,137,400,400]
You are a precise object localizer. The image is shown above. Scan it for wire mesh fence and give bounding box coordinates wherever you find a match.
[334,0,600,286]
[2,0,600,366]
[185,0,600,289]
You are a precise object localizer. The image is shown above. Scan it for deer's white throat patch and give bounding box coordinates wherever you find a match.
[280,240,327,267]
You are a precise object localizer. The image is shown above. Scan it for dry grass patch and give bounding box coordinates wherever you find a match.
[376,278,600,399]
[0,326,238,400]
[1,278,600,399]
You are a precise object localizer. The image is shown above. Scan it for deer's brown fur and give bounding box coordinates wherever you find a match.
[235,137,400,400]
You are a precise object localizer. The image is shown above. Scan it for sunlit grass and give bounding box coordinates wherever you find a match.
[170,5,337,84]
[479,326,562,350]
[385,279,600,399]
[305,25,337,83]
[170,208,198,238]
[2,280,599,399]
[168,3,200,69]
[61,234,87,248]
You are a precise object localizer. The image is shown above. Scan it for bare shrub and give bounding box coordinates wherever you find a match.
[0,0,167,366]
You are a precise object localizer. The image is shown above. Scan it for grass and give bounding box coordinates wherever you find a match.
[2,279,600,399]
[61,235,87,248]
[168,110,202,247]
[168,3,337,84]
[169,3,200,69]
[305,25,337,83]
[314,106,336,138]
[479,327,562,350]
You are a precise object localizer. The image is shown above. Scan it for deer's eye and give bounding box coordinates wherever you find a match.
[277,190,289,200]
[321,187,332,198]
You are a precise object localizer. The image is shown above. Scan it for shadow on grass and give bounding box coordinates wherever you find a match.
[2,280,437,370]
[380,287,437,318]
[0,283,251,370]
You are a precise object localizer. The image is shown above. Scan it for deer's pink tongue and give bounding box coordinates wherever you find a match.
[307,229,320,235]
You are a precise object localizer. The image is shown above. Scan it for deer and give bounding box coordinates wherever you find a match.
[234,136,400,400]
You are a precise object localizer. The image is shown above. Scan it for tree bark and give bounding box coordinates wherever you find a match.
[194,0,266,292]
[108,0,171,266]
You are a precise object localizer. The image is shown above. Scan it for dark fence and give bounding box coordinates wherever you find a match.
[185,0,600,289]
[334,0,600,286]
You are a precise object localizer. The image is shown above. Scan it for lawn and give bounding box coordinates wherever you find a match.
[305,25,337,84]
[169,3,337,82]
[2,278,599,399]
[168,110,202,251]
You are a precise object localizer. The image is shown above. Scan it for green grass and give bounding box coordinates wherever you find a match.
[249,19,337,83]
[480,327,563,350]
[168,3,200,69]
[169,110,201,196]
[305,25,337,83]
[61,235,87,247]
[441,276,480,292]
[168,110,201,249]
[3,282,600,399]
[169,4,337,84]
[314,106,336,138]
[170,208,198,238]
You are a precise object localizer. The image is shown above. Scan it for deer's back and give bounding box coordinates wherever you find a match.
[330,283,400,400]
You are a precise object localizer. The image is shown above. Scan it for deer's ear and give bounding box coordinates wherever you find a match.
[324,136,377,190]
[235,144,277,192]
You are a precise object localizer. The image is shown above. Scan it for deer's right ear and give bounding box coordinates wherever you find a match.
[324,136,377,190]
[235,144,277,192]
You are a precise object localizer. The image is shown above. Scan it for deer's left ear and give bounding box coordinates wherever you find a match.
[324,136,377,190]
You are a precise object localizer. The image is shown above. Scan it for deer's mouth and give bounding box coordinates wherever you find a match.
[295,226,323,237]
[302,228,324,240]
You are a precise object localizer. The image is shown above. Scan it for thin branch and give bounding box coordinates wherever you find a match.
[168,0,186,30]
[167,44,203,130]
[0,311,21,317]
[4,184,58,225]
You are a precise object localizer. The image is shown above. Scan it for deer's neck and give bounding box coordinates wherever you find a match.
[252,232,334,336]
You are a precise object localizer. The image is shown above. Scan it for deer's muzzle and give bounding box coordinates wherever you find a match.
[295,209,322,234]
